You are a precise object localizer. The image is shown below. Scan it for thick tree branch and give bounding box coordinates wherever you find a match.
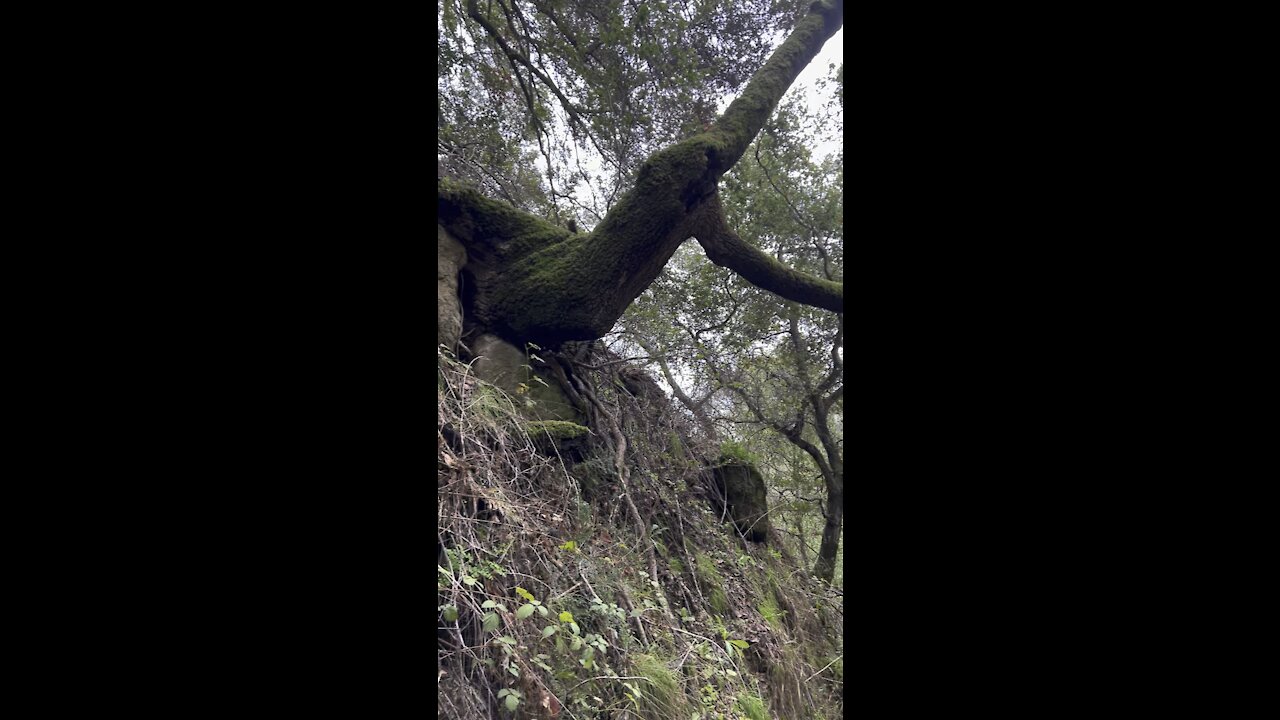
[692,193,843,313]
[702,0,844,174]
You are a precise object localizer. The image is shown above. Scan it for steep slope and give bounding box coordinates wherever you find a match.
[437,341,843,719]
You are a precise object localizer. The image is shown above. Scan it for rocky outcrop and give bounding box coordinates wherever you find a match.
[437,224,466,351]
[470,333,586,424]
[712,457,771,542]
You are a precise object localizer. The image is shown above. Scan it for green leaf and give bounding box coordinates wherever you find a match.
[505,694,519,711]
[559,611,574,623]
[542,625,558,637]
[442,605,458,622]
[482,600,497,609]
[482,612,499,633]
[729,639,750,649]
[570,622,580,636]
[515,586,536,602]
[536,605,549,617]
[516,604,535,620]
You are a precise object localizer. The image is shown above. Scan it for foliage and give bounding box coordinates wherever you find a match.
[737,693,771,720]
[439,0,811,228]
[631,653,684,718]
[694,551,731,616]
[620,86,844,583]
[719,440,759,465]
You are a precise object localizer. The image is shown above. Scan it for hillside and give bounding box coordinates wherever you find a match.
[437,340,843,719]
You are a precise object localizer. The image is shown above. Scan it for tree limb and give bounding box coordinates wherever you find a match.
[692,193,843,313]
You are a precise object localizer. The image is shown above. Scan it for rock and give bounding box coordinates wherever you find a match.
[711,457,770,542]
[470,334,586,424]
[470,333,527,393]
[438,224,467,352]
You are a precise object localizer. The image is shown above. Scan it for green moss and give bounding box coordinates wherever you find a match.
[667,557,685,575]
[667,431,684,457]
[522,420,589,440]
[737,693,770,720]
[694,552,729,617]
[719,441,758,465]
[654,538,668,558]
[758,593,784,631]
[631,653,685,719]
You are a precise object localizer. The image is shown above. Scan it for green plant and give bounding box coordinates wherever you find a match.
[758,593,785,630]
[719,440,758,465]
[496,688,523,712]
[632,653,683,719]
[514,586,549,619]
[737,693,769,720]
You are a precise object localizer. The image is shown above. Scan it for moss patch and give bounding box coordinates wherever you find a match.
[523,420,588,440]
[758,593,784,631]
[694,552,729,617]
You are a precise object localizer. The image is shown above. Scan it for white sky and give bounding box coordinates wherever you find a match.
[796,28,843,162]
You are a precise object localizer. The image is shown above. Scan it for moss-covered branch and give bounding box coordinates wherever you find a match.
[702,0,844,174]
[440,140,718,344]
[691,193,843,313]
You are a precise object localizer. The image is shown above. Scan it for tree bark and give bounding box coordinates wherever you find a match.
[812,485,842,585]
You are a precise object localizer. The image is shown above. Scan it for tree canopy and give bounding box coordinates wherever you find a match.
[439,0,843,347]
[439,0,813,219]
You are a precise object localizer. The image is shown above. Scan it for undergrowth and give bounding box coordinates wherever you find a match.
[438,344,842,719]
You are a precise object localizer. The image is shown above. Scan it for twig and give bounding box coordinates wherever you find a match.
[565,675,652,695]
[806,654,843,682]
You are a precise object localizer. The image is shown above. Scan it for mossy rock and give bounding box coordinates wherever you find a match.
[468,334,586,424]
[711,456,770,542]
[524,420,591,459]
[570,454,616,499]
[523,420,588,440]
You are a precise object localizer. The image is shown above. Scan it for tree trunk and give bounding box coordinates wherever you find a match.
[813,481,843,584]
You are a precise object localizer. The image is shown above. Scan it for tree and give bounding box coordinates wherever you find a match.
[438,0,844,348]
[621,91,844,583]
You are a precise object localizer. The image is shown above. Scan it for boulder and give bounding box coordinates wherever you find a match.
[711,457,770,542]
[438,224,466,352]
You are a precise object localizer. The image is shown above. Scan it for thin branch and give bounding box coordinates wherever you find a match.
[467,0,587,133]
[755,142,819,239]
